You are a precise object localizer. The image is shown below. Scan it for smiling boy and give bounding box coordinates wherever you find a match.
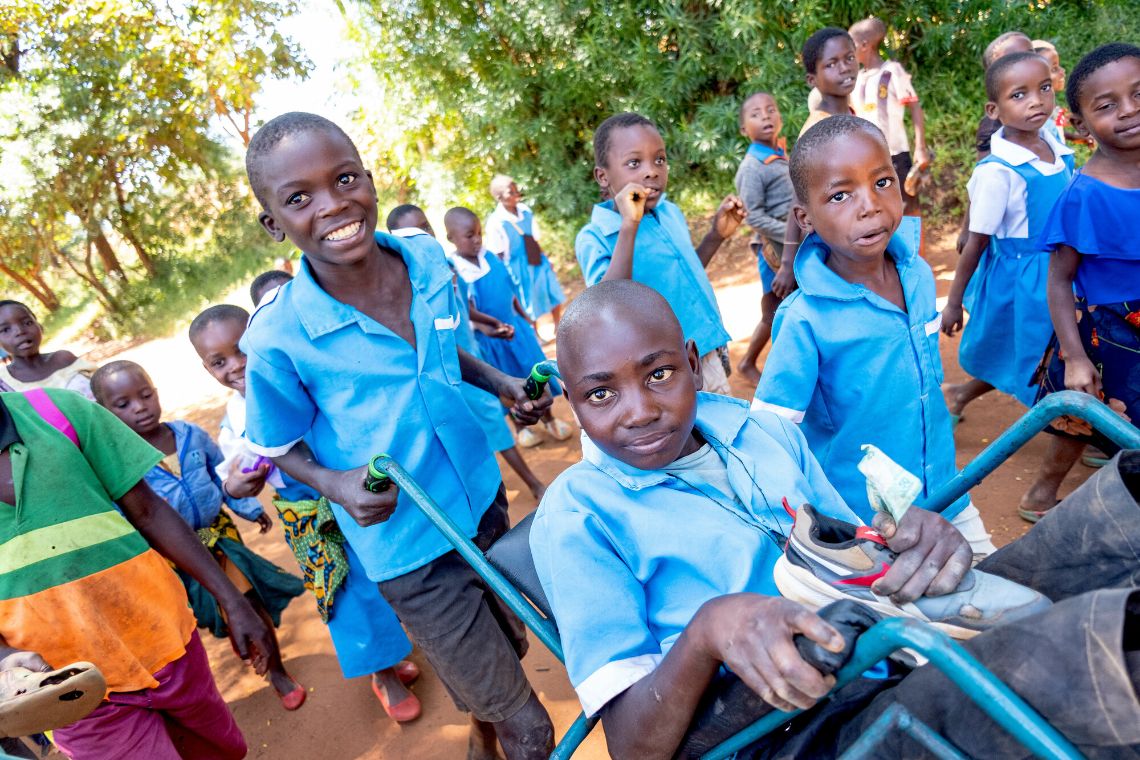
[239,112,555,758]
[530,278,1140,759]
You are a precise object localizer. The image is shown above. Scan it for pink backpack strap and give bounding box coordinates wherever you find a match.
[23,389,79,447]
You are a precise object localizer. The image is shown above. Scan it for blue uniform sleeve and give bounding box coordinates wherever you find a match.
[202,424,264,520]
[241,339,317,458]
[773,414,857,523]
[530,498,663,716]
[752,301,820,423]
[574,226,614,287]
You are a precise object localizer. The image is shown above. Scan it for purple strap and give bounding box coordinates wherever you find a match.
[23,388,79,447]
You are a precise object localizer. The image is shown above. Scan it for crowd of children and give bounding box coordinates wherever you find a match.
[1,17,1138,760]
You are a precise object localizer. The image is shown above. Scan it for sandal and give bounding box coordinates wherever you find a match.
[0,662,106,738]
[372,676,422,722]
[1017,500,1061,524]
[279,681,307,711]
[393,660,420,687]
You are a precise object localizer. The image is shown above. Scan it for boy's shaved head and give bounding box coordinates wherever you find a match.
[90,359,147,405]
[249,270,293,307]
[982,31,1032,69]
[558,280,680,362]
[189,304,250,347]
[386,203,426,231]
[246,112,360,207]
[985,51,1046,101]
[849,17,886,45]
[443,206,479,230]
[789,115,887,202]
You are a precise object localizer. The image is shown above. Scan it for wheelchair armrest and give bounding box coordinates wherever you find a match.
[485,512,556,624]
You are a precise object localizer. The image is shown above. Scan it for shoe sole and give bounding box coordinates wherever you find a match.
[773,556,980,641]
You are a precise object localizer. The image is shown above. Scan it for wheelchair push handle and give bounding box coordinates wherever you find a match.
[523,361,556,401]
[363,454,392,493]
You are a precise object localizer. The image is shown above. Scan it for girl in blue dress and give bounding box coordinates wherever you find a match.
[444,207,573,448]
[1026,43,1140,521]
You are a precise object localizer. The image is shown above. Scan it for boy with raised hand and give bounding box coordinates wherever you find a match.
[530,278,1140,759]
[240,112,554,759]
[849,17,930,216]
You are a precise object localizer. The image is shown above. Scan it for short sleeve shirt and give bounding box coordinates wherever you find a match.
[968,128,1073,239]
[853,60,918,155]
[0,391,195,693]
[240,235,501,582]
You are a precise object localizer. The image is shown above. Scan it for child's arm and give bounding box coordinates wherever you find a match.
[694,195,745,267]
[601,183,648,281]
[457,348,552,421]
[512,296,534,326]
[1047,245,1100,396]
[941,232,990,336]
[118,480,274,674]
[203,427,271,531]
[469,303,513,339]
[738,167,786,243]
[772,216,802,298]
[908,100,929,167]
[272,441,401,527]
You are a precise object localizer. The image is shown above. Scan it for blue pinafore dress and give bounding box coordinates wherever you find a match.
[500,208,566,319]
[959,151,1074,407]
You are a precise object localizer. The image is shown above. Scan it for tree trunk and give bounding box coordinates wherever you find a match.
[111,171,157,277]
[92,230,126,280]
[0,261,59,311]
[60,242,119,312]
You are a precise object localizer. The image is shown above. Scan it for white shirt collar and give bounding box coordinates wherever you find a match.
[990,126,1073,166]
[446,249,491,282]
[491,202,530,223]
[390,227,429,238]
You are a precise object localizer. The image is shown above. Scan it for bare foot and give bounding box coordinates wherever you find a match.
[269,669,299,697]
[1018,482,1060,515]
[736,360,762,386]
[468,717,504,760]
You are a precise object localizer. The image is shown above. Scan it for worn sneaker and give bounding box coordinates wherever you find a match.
[544,418,574,442]
[773,504,1051,640]
[517,427,543,448]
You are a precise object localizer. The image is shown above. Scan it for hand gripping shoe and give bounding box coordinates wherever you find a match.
[773,504,1052,639]
[0,662,106,738]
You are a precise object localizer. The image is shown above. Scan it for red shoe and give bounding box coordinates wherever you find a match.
[280,681,307,711]
[372,676,422,722]
[393,660,420,686]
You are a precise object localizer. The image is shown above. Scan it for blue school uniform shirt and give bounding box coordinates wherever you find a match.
[752,220,969,523]
[240,234,500,582]
[143,420,264,531]
[575,197,732,356]
[530,392,859,717]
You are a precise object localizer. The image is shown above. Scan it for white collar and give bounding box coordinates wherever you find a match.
[390,227,429,238]
[990,126,1073,166]
[492,202,529,222]
[446,249,491,282]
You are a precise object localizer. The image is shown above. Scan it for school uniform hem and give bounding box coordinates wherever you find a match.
[245,436,304,458]
[749,398,805,423]
[577,653,663,718]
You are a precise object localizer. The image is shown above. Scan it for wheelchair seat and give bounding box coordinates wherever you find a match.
[485,511,556,624]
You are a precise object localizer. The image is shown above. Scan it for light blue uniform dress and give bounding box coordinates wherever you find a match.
[530,393,861,717]
[487,204,566,319]
[241,234,502,582]
[575,196,732,358]
[752,219,971,524]
[960,132,1075,407]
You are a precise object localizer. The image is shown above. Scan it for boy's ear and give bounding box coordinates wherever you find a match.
[685,338,703,392]
[1068,113,1091,140]
[805,71,817,89]
[258,211,287,243]
[792,202,814,235]
[593,165,610,190]
[983,100,999,121]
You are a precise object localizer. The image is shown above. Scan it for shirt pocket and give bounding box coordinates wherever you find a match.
[924,314,944,385]
[434,314,463,385]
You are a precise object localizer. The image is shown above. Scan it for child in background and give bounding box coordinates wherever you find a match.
[942,52,1076,519]
[0,301,97,399]
[445,207,573,449]
[576,111,744,395]
[1030,43,1140,519]
[849,17,930,216]
[734,92,795,385]
[250,269,293,308]
[754,116,994,555]
[388,205,548,497]
[1033,40,1068,144]
[90,360,307,710]
[190,302,424,722]
[798,28,858,137]
[485,175,567,329]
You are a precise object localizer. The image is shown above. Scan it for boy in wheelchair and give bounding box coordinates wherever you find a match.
[530,276,1140,758]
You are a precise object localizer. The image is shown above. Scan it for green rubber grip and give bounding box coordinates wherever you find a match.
[363,454,391,493]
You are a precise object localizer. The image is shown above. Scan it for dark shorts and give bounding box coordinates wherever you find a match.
[377,485,532,722]
[892,151,914,204]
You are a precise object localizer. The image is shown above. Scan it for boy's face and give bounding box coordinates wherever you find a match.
[255,128,380,269]
[192,319,248,395]
[1070,57,1140,152]
[560,307,703,471]
[498,182,522,211]
[740,94,783,145]
[595,124,669,210]
[807,36,857,98]
[99,369,162,436]
[1039,47,1066,92]
[0,305,42,358]
[446,216,483,258]
[396,209,435,237]
[793,130,902,263]
[986,58,1055,132]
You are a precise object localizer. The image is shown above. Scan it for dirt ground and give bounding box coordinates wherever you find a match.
[46,224,1097,759]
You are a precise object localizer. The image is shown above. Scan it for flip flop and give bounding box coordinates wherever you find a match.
[279,681,306,711]
[372,677,422,722]
[1017,500,1061,524]
[393,661,420,687]
[1081,451,1110,469]
[0,662,106,738]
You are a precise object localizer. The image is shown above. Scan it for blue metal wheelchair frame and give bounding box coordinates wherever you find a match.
[374,389,1139,759]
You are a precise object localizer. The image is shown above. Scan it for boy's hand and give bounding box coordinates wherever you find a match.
[771,266,797,299]
[614,183,650,225]
[1064,355,1102,398]
[697,594,843,712]
[324,465,401,527]
[220,596,274,676]
[496,374,553,426]
[225,459,270,499]
[941,303,964,337]
[713,195,746,239]
[871,509,971,604]
[914,146,931,171]
[255,512,273,534]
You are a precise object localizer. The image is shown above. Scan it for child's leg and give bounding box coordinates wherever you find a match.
[239,590,303,703]
[942,378,994,418]
[499,445,545,500]
[737,291,780,384]
[1019,435,1084,520]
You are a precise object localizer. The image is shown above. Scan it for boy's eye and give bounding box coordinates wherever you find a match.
[828,191,849,203]
[655,156,667,166]
[625,159,639,168]
[876,177,894,189]
[648,367,674,383]
[286,191,310,206]
[337,173,357,186]
[1042,83,1052,92]
[587,388,615,402]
